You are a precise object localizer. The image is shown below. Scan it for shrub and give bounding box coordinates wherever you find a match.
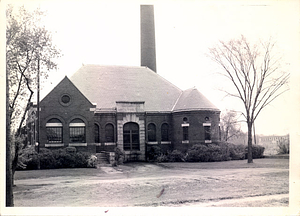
[156,154,169,163]
[147,146,163,161]
[252,145,265,158]
[74,152,90,168]
[245,145,265,159]
[168,150,185,162]
[18,145,39,170]
[52,149,76,168]
[114,147,125,165]
[39,148,56,169]
[211,142,230,161]
[186,144,209,162]
[277,139,289,154]
[228,143,246,160]
[66,146,76,153]
[18,147,97,169]
[185,143,230,162]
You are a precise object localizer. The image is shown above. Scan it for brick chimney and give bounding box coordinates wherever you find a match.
[140,5,157,72]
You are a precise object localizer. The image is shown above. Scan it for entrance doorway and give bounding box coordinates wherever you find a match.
[123,122,140,151]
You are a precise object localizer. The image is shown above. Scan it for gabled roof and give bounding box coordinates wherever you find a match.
[69,65,182,112]
[66,64,219,112]
[41,76,95,107]
[172,87,219,112]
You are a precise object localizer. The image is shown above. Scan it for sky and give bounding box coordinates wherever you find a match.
[4,0,300,136]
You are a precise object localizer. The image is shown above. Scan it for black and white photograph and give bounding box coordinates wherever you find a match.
[1,0,299,215]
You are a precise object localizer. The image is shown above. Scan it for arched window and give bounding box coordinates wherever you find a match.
[105,123,115,142]
[161,123,169,141]
[148,123,156,142]
[46,118,63,143]
[183,126,189,141]
[69,118,86,143]
[123,122,139,151]
[94,124,100,143]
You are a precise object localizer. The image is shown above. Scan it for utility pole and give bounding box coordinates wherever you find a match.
[37,56,40,154]
[253,122,257,145]
[36,55,41,170]
[6,64,14,206]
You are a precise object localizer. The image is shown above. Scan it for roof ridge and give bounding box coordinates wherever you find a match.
[171,90,184,112]
[143,67,183,93]
[182,86,198,91]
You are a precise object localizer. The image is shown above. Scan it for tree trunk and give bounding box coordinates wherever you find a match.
[6,116,14,207]
[6,69,14,206]
[247,122,253,163]
[12,137,20,187]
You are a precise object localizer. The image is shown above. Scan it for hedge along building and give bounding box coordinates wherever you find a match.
[27,5,221,161]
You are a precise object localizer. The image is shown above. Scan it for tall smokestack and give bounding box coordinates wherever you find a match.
[140,5,157,72]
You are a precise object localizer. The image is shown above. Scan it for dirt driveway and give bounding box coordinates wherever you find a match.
[13,158,289,207]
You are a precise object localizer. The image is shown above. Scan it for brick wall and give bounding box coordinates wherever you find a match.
[172,110,220,152]
[37,77,221,158]
[145,112,173,143]
[39,77,95,148]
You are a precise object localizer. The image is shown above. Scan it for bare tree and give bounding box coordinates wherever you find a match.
[209,35,289,163]
[220,110,242,142]
[7,5,60,135]
[6,5,60,205]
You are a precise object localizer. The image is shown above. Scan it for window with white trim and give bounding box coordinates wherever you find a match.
[69,119,86,143]
[46,118,63,143]
[203,122,211,143]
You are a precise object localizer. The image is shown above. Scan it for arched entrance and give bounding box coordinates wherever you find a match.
[123,122,140,151]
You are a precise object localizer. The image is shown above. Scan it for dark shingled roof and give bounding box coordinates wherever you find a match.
[69,64,219,112]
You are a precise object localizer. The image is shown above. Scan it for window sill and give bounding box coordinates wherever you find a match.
[148,141,158,145]
[161,141,171,145]
[104,142,116,146]
[182,140,189,144]
[45,143,64,147]
[69,143,87,147]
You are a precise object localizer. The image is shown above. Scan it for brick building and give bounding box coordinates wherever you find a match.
[26,5,221,161]
[257,134,289,155]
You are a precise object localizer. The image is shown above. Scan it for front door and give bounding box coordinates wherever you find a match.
[123,122,140,151]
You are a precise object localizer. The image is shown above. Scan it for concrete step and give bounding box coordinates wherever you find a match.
[95,153,109,164]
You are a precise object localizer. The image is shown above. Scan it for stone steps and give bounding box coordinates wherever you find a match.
[96,152,109,164]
